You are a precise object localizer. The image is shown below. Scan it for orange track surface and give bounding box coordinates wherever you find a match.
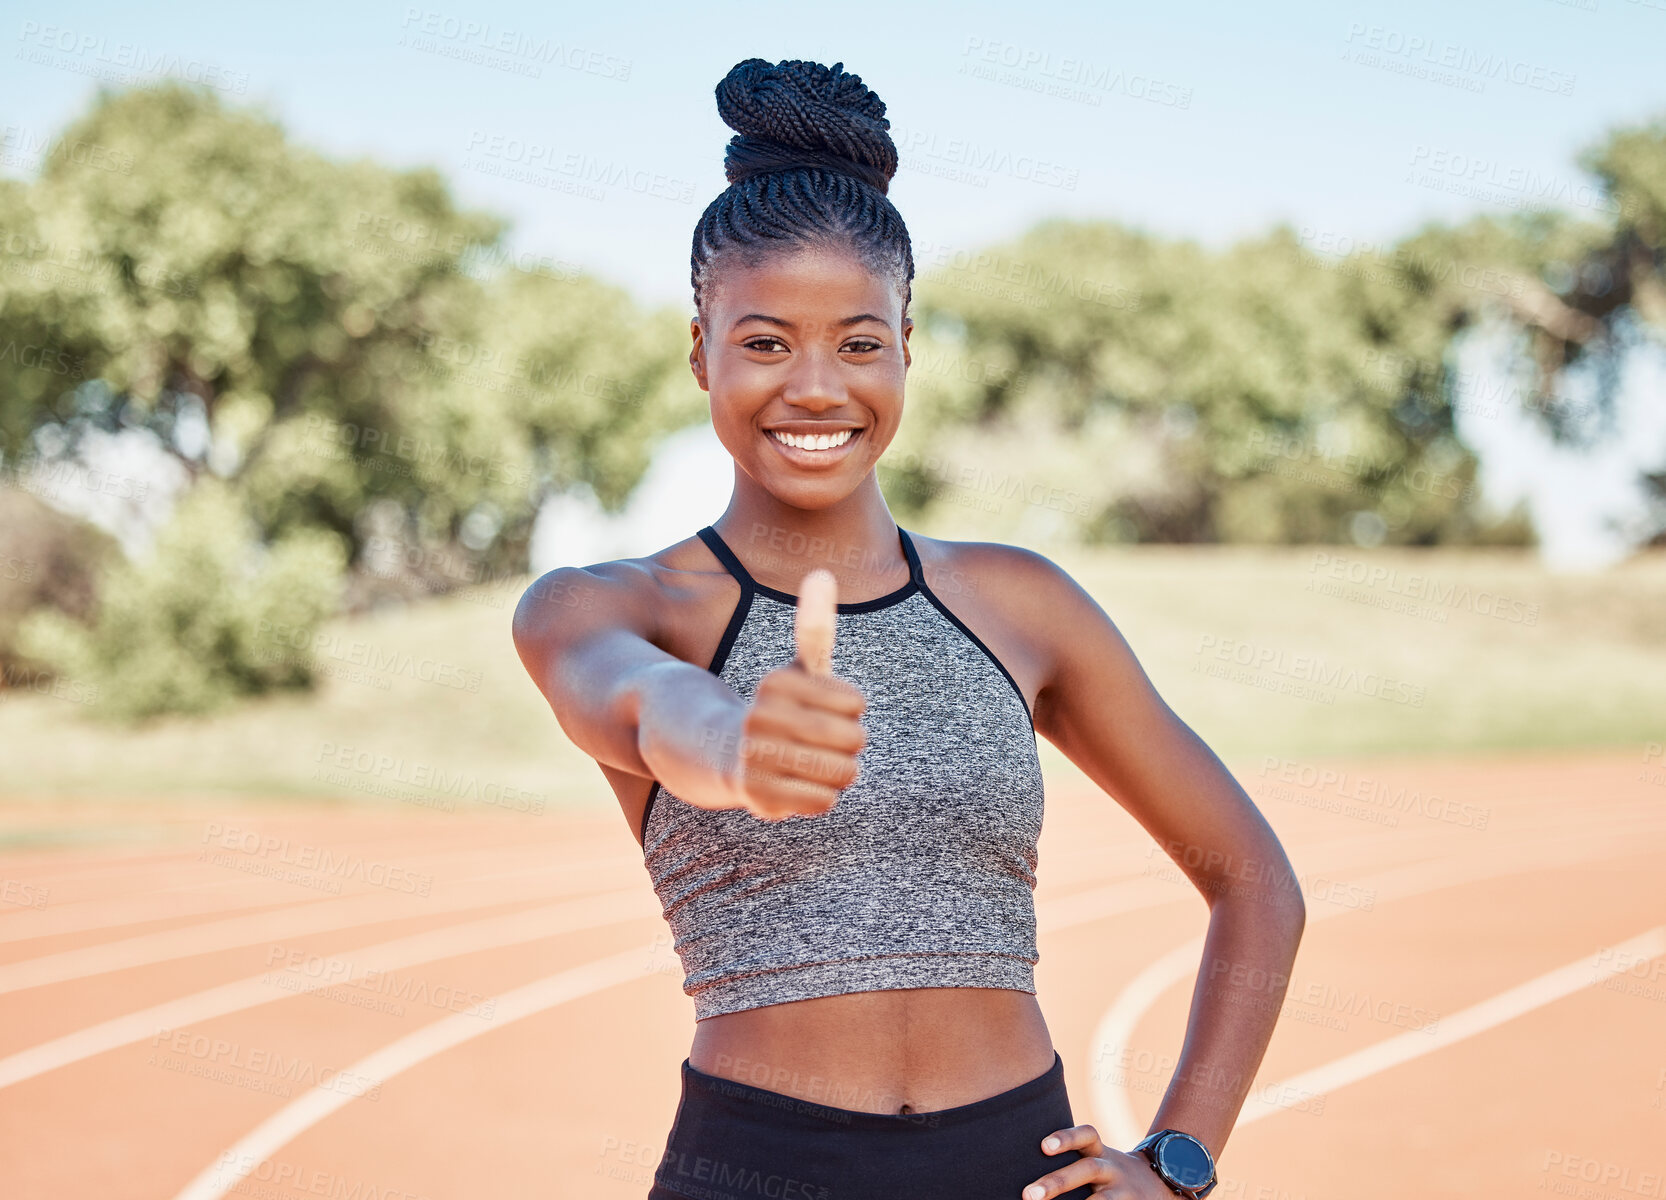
[1,749,1662,1199]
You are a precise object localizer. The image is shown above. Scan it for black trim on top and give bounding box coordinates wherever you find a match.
[698,524,919,613]
[638,530,757,849]
[899,528,1036,731]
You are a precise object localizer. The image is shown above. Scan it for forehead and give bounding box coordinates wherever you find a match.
[707,246,904,326]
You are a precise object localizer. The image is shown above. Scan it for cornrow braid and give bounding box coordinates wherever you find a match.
[691,58,915,318]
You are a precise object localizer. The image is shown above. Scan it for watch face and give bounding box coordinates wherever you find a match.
[1157,1133,1214,1188]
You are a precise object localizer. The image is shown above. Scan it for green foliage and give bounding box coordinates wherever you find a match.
[16,478,347,720]
[0,484,119,682]
[0,83,701,717]
[4,81,697,581]
[895,220,1485,545]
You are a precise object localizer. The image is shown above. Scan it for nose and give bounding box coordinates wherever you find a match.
[779,345,850,412]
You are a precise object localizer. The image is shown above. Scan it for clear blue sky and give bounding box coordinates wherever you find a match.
[4,0,1662,306]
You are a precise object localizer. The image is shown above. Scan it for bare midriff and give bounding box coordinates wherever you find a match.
[688,986,1057,1115]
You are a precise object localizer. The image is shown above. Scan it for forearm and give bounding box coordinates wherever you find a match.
[632,659,749,813]
[1145,892,1306,1163]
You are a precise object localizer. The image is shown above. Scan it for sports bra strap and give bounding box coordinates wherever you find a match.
[696,525,758,591]
[898,527,926,589]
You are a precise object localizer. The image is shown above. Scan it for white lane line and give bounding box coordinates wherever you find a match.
[162,831,1504,1199]
[0,887,659,1090]
[0,857,643,995]
[1237,923,1666,1125]
[1085,937,1208,1147]
[0,836,629,944]
[1086,822,1666,1145]
[167,944,658,1200]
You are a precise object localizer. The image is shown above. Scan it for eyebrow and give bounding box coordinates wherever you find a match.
[731,313,888,331]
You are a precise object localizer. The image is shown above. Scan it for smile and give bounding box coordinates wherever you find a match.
[768,428,857,451]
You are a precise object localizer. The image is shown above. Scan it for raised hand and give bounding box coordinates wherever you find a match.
[729,569,866,821]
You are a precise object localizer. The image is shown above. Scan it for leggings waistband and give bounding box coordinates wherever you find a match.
[678,1050,1066,1133]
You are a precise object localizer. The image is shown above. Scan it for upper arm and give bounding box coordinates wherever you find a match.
[510,562,673,779]
[1018,551,1303,916]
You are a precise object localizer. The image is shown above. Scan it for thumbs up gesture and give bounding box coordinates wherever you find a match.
[730,569,867,822]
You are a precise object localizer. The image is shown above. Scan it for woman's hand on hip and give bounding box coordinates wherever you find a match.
[1024,1123,1176,1199]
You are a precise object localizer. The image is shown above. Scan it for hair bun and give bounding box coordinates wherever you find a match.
[715,58,899,195]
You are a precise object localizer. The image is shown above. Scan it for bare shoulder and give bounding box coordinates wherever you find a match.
[510,531,736,658]
[903,531,1104,705]
[906,530,1088,618]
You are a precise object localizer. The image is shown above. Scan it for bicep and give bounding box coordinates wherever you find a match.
[511,566,677,777]
[1030,565,1300,908]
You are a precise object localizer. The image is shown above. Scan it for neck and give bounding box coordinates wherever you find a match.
[713,470,910,601]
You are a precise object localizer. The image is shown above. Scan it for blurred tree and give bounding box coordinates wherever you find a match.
[16,477,347,719]
[0,483,119,690]
[1358,118,1666,541]
[894,220,1495,546]
[0,83,700,716]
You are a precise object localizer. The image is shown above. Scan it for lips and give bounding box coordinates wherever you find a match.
[762,425,865,468]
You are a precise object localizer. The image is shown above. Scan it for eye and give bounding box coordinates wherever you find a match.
[743,336,788,353]
[843,338,883,354]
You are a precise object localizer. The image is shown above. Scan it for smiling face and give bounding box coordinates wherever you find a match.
[689,245,912,510]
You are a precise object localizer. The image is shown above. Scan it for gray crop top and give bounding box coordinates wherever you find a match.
[639,523,1045,1021]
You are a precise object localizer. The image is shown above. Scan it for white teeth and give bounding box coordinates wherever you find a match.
[770,429,855,451]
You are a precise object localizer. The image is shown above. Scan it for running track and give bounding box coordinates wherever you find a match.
[1,749,1662,1199]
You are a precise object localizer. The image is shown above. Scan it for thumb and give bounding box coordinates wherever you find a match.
[793,568,837,677]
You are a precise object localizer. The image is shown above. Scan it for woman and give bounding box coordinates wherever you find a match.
[512,57,1305,1200]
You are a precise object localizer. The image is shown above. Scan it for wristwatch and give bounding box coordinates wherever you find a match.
[1131,1128,1217,1198]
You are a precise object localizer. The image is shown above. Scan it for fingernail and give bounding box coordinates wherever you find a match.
[1043,1137,1059,1151]
[1025,1187,1045,1200]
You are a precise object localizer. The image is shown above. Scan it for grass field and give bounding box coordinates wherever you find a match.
[3,542,1663,832]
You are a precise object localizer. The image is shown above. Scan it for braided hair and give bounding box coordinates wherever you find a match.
[691,58,915,319]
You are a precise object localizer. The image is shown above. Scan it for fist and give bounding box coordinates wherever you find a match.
[732,569,866,821]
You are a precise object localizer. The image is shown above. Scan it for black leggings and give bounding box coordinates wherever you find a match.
[646,1050,1096,1199]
